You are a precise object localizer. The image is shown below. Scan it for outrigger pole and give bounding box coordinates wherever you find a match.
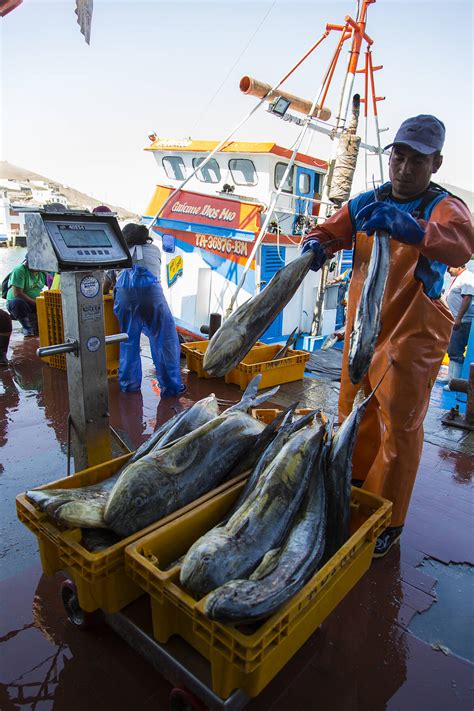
[147,1,386,325]
[228,0,386,321]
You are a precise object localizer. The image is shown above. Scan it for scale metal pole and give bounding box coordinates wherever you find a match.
[60,270,112,470]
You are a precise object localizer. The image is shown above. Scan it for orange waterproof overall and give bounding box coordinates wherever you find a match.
[308,196,473,527]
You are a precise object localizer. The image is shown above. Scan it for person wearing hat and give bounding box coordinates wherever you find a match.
[302,115,473,557]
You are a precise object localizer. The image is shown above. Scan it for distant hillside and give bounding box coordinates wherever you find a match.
[0,161,140,221]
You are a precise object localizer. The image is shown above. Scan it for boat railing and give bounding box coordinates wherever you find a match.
[265,191,332,235]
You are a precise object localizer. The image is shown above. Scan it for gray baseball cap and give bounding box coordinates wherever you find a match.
[385,115,445,155]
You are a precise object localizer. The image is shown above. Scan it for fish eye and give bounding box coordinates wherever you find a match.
[135,496,144,509]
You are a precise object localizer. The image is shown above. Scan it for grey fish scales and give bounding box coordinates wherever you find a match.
[203,252,314,376]
[104,411,266,538]
[348,230,390,384]
[179,421,325,597]
[204,455,327,623]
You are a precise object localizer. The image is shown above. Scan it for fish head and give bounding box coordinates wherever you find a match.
[203,324,247,377]
[204,580,260,622]
[191,394,219,420]
[179,530,230,597]
[103,459,158,537]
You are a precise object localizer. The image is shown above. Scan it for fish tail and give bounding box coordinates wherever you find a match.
[247,384,280,408]
[241,374,262,400]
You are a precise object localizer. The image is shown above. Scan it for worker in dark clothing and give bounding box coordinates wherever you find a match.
[302,115,473,557]
[0,309,12,365]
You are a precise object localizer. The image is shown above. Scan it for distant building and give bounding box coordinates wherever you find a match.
[0,161,139,245]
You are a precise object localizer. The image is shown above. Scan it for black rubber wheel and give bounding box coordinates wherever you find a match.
[169,687,208,711]
[60,579,101,629]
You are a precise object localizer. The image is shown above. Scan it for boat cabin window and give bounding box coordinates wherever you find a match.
[162,156,187,181]
[192,157,221,184]
[275,163,294,193]
[228,159,258,186]
[298,172,311,194]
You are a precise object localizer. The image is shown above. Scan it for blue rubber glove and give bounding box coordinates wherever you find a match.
[357,202,425,245]
[301,239,327,272]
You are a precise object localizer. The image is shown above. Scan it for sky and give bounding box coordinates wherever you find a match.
[1,0,473,214]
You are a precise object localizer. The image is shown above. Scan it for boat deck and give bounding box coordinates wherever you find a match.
[1,327,473,710]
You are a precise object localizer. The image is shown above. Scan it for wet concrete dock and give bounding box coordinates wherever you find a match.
[1,327,473,709]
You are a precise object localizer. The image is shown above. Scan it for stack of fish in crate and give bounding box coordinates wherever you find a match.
[17,375,391,699]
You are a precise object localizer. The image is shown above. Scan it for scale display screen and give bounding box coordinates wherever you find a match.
[58,224,113,248]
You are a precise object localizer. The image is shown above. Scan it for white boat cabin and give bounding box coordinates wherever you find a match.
[142,139,341,342]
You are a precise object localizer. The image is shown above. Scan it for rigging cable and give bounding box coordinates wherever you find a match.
[146,29,332,233]
[191,0,277,134]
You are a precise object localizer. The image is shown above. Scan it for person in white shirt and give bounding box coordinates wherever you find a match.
[442,263,474,384]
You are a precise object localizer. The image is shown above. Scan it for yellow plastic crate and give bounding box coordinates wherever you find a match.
[181,340,214,379]
[251,407,315,424]
[37,290,120,378]
[224,344,310,391]
[181,340,265,379]
[125,481,392,699]
[16,456,248,614]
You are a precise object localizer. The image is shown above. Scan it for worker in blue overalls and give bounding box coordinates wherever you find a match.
[114,223,185,397]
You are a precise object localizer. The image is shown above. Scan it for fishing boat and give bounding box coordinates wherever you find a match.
[142,139,332,342]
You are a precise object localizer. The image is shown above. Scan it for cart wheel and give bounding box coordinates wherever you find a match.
[60,579,100,629]
[169,687,208,711]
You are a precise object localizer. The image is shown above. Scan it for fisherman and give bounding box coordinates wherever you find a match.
[5,254,46,337]
[113,223,185,397]
[302,115,473,557]
[440,263,474,386]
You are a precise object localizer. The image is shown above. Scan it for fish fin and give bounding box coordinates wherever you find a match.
[249,548,281,580]
[225,379,280,414]
[287,409,320,434]
[247,384,280,408]
[233,516,250,537]
[271,326,299,360]
[267,402,297,430]
[157,444,199,474]
[225,374,262,413]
